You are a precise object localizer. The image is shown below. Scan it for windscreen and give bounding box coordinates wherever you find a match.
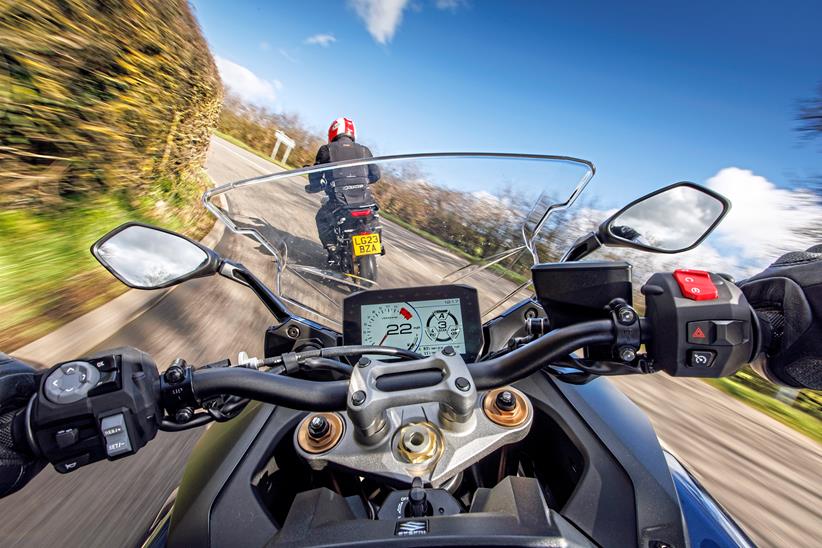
[205,153,593,326]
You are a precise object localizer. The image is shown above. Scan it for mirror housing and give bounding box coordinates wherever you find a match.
[91,223,222,289]
[561,182,731,262]
[598,182,730,254]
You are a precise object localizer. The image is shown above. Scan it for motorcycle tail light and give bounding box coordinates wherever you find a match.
[351,209,371,218]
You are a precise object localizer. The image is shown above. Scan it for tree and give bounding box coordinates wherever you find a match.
[798,81,822,141]
[795,81,822,239]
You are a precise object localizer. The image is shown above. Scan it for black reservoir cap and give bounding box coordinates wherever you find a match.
[531,261,632,329]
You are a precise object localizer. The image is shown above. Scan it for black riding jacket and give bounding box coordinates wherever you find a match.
[308,136,380,207]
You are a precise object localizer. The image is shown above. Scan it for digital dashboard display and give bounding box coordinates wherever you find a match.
[343,285,482,361]
[361,298,467,356]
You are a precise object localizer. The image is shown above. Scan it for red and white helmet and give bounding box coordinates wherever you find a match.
[328,117,356,143]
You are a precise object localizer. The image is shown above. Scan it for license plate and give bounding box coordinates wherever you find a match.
[352,233,382,256]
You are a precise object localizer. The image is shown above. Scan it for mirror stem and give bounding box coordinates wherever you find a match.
[219,261,292,322]
[560,232,602,262]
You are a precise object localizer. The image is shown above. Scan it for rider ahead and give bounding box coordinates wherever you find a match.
[306,117,381,265]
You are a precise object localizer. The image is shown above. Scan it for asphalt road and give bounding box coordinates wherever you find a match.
[0,136,818,547]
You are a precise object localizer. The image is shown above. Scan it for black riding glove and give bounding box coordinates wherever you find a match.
[739,245,822,390]
[0,353,45,497]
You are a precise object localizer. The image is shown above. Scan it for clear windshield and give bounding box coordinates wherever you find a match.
[205,153,593,327]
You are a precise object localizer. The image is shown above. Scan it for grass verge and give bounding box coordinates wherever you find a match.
[1,170,215,351]
[707,377,821,445]
[214,131,292,170]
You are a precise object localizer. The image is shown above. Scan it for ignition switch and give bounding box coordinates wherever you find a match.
[406,477,430,518]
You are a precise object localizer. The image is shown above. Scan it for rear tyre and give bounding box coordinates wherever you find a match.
[339,247,353,275]
[359,254,378,283]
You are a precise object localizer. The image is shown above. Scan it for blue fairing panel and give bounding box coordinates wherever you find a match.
[664,452,755,548]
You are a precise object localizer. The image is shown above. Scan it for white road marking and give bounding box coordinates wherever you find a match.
[211,137,286,175]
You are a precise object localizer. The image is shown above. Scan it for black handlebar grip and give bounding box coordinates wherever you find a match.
[0,354,45,497]
[0,406,45,497]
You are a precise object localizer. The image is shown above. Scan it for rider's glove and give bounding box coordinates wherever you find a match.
[739,245,822,390]
[0,353,45,497]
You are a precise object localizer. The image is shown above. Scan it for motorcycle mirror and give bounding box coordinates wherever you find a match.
[561,182,730,262]
[91,222,222,289]
[598,182,730,253]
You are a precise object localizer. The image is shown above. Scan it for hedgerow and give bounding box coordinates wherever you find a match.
[0,0,222,208]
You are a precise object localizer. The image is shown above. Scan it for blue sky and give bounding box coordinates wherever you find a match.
[192,0,820,198]
[191,0,822,270]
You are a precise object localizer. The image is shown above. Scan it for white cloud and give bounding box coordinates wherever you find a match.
[215,56,281,106]
[706,167,821,266]
[349,0,410,44]
[435,0,464,10]
[553,167,822,281]
[305,33,337,47]
[279,48,299,64]
[620,242,743,282]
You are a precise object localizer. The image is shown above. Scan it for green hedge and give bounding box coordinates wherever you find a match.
[0,0,222,207]
[0,0,222,350]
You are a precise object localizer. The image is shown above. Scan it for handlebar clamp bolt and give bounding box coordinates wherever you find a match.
[357,357,371,368]
[164,366,184,384]
[351,390,367,406]
[175,407,193,424]
[307,415,330,439]
[455,377,471,392]
[617,308,636,325]
[495,390,517,411]
[618,346,637,362]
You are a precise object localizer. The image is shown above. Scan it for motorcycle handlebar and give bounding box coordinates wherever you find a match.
[471,319,614,389]
[189,319,617,411]
[191,368,349,411]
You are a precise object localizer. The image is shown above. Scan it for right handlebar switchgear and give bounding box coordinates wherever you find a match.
[642,269,757,378]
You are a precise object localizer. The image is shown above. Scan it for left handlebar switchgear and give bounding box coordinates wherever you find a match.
[29,347,161,473]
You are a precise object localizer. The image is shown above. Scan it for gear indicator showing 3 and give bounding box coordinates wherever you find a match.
[426,310,461,342]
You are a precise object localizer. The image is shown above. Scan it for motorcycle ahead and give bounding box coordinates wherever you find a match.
[17,154,758,548]
[304,173,382,284]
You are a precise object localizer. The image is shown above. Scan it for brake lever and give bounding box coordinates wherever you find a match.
[550,356,652,377]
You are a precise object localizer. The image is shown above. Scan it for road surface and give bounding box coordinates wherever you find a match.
[0,136,818,547]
